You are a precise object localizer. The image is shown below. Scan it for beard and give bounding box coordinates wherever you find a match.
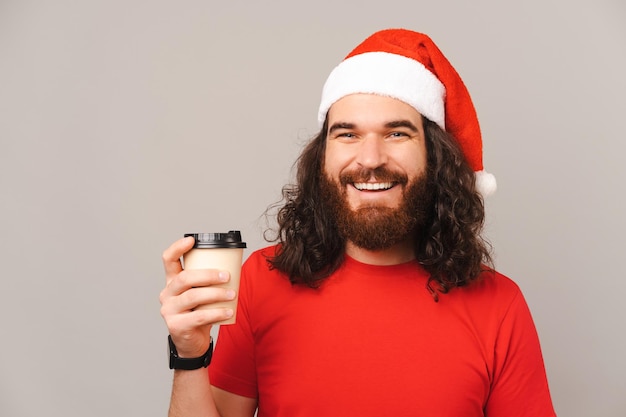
[319,166,434,251]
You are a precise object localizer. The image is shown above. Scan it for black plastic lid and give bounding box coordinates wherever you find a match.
[184,231,247,249]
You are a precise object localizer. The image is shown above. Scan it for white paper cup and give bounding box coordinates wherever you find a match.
[182,231,246,325]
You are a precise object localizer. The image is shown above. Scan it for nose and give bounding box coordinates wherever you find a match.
[355,136,388,169]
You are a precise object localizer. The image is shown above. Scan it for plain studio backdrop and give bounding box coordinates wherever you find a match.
[1,1,624,416]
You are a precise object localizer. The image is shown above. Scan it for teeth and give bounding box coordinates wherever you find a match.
[353,182,393,191]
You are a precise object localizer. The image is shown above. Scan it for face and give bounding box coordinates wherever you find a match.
[324,93,428,211]
[321,94,431,250]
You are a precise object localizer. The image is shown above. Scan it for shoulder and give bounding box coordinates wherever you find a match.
[443,268,527,313]
[242,244,279,271]
[467,268,522,297]
[240,244,291,292]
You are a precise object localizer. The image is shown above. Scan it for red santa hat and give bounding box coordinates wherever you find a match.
[318,28,497,196]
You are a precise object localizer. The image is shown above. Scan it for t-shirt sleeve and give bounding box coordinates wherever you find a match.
[208,260,258,399]
[485,289,557,417]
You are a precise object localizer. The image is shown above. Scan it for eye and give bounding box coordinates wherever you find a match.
[387,131,410,141]
[333,132,359,141]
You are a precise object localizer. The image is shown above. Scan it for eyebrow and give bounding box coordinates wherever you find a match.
[328,119,420,134]
[328,122,355,134]
[384,120,420,132]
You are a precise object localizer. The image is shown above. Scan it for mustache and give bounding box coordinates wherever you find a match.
[339,167,409,186]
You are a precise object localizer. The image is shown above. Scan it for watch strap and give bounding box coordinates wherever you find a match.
[168,335,213,370]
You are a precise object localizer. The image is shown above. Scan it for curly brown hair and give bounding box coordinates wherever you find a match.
[265,117,492,300]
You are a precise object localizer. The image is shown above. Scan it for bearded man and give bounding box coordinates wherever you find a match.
[160,29,556,417]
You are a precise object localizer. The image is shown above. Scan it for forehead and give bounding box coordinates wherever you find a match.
[327,94,423,125]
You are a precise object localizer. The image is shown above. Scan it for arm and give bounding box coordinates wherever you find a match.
[167,370,257,417]
[486,291,556,417]
[160,237,257,417]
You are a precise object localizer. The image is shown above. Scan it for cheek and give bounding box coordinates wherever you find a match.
[397,146,427,176]
[323,145,347,178]
[406,160,427,179]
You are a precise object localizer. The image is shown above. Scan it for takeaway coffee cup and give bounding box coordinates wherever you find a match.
[183,231,247,325]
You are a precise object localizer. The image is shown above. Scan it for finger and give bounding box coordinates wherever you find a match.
[177,286,236,312]
[165,268,230,297]
[162,236,195,279]
[160,274,233,310]
[164,306,235,335]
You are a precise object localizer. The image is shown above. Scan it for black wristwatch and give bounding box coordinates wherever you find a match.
[168,335,213,370]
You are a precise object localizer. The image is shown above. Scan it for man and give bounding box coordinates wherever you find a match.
[160,29,556,416]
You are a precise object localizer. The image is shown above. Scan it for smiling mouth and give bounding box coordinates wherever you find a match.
[352,182,395,191]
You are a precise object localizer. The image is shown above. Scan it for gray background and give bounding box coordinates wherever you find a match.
[1,0,624,416]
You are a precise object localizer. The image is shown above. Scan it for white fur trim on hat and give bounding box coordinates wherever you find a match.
[318,52,446,128]
[476,170,497,196]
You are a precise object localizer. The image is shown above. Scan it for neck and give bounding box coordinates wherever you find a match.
[345,239,415,266]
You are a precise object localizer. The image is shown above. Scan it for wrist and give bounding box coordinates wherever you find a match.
[168,335,213,370]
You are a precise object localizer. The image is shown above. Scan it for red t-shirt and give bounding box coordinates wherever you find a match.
[209,246,556,417]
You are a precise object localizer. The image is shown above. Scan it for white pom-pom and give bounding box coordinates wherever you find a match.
[475,170,497,196]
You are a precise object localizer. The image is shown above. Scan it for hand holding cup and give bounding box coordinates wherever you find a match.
[160,232,246,358]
